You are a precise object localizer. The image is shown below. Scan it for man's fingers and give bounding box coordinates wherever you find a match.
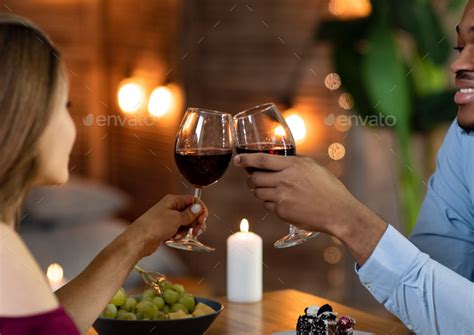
[249,171,281,188]
[263,201,276,212]
[234,153,293,172]
[254,187,279,202]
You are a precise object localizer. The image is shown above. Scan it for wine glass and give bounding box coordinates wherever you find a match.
[165,107,233,252]
[234,102,319,248]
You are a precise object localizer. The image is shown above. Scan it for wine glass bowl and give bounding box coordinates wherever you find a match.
[234,103,319,248]
[166,108,233,252]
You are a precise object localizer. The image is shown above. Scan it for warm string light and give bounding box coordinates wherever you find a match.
[324,73,341,90]
[329,0,372,20]
[328,142,346,160]
[338,93,354,110]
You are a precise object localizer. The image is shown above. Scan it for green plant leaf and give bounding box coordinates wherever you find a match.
[333,43,374,118]
[363,23,410,125]
[392,0,450,65]
[315,19,370,42]
[449,0,468,12]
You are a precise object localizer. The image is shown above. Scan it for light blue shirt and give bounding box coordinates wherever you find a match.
[356,120,474,334]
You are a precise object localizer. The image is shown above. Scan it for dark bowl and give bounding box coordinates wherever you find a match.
[93,297,223,335]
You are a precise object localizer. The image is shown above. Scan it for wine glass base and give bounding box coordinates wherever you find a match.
[165,239,215,252]
[273,230,319,249]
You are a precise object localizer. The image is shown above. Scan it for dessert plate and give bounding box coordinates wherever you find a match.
[272,331,374,335]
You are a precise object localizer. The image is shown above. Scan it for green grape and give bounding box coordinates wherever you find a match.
[136,301,158,320]
[170,303,189,314]
[152,296,165,310]
[172,284,185,294]
[116,309,129,320]
[161,305,170,314]
[111,288,126,307]
[154,311,167,320]
[178,294,195,313]
[123,312,137,320]
[140,296,153,303]
[163,289,179,305]
[142,288,155,300]
[159,280,173,291]
[102,303,117,319]
[122,297,137,312]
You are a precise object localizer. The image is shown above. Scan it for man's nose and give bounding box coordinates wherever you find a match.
[451,47,474,75]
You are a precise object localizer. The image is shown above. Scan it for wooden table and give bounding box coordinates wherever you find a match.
[206,289,408,334]
[88,289,408,334]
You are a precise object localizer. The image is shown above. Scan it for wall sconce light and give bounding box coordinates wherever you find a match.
[329,0,372,20]
[117,79,146,114]
[148,85,173,117]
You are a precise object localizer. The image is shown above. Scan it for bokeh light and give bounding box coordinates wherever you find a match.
[148,86,173,117]
[324,73,341,90]
[329,0,372,19]
[328,142,346,160]
[323,246,343,264]
[285,114,307,142]
[338,93,354,110]
[118,81,146,113]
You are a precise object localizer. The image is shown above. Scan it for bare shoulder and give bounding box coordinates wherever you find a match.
[0,223,58,316]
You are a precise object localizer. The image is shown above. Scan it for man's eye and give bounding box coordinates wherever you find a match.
[453,46,464,53]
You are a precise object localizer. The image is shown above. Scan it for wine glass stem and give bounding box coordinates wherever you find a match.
[289,224,297,235]
[183,188,202,239]
[194,188,202,199]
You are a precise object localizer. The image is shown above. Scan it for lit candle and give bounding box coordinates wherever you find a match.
[227,218,262,303]
[47,263,66,291]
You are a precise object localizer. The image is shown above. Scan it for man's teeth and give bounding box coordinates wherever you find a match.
[460,88,474,93]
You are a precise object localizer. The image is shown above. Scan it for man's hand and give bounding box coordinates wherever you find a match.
[234,153,387,265]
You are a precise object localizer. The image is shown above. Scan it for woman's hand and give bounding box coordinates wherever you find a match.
[126,194,208,257]
[234,154,370,236]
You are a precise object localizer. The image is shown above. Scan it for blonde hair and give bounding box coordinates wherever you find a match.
[0,14,61,225]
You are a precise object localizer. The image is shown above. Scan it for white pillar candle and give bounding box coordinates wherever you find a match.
[227,218,262,303]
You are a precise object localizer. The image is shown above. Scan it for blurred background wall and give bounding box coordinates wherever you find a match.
[3,0,464,316]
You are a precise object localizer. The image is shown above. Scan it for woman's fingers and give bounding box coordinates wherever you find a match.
[192,220,207,236]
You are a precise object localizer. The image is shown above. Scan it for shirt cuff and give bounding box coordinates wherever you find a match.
[355,224,421,304]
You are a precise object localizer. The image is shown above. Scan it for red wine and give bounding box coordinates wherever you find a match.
[175,148,233,188]
[235,144,296,173]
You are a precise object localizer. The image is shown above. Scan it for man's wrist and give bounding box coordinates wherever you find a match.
[332,201,388,266]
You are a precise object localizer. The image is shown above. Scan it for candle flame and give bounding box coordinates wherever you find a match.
[240,218,249,232]
[47,263,64,283]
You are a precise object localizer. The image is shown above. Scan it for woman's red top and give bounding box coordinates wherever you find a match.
[0,306,80,335]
